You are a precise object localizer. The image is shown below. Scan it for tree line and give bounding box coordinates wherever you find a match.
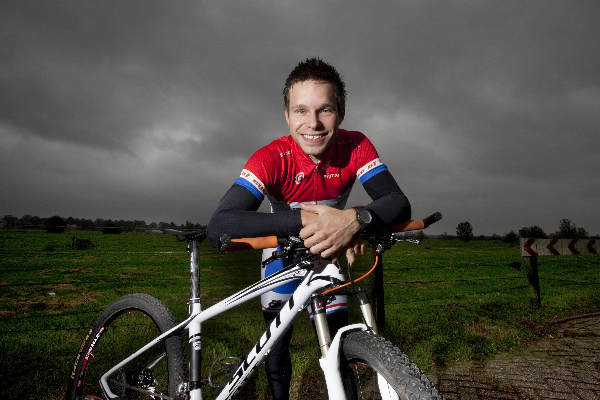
[0,214,205,233]
[455,218,596,242]
[1,214,595,241]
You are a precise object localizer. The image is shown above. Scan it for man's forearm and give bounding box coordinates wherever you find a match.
[362,170,411,227]
[206,185,302,248]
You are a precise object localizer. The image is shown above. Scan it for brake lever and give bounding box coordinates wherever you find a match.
[391,233,421,245]
[261,236,308,267]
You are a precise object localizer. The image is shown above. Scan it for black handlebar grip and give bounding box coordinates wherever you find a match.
[423,212,442,228]
[218,234,231,253]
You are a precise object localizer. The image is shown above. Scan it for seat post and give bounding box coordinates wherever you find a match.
[188,238,203,397]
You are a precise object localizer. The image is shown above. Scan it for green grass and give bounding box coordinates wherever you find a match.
[1,231,599,399]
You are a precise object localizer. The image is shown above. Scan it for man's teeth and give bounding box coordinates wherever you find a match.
[304,134,323,140]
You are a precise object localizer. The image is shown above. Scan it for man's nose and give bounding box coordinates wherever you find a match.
[308,111,321,129]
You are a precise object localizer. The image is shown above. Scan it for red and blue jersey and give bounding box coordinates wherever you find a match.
[234,129,388,316]
[234,129,388,211]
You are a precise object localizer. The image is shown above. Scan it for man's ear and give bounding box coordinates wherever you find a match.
[337,112,344,127]
[284,108,290,126]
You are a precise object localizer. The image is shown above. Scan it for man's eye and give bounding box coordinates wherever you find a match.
[295,109,305,114]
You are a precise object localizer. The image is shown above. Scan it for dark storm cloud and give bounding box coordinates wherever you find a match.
[1,1,599,234]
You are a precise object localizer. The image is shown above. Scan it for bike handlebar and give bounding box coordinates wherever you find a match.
[219,212,442,253]
[391,211,442,232]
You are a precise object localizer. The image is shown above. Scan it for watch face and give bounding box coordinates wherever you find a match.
[357,208,372,226]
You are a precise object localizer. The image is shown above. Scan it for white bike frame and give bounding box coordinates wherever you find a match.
[99,238,379,400]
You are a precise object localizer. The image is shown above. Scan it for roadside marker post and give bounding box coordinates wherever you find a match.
[520,238,598,306]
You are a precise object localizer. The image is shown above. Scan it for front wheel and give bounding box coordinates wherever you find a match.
[65,293,186,399]
[341,330,442,400]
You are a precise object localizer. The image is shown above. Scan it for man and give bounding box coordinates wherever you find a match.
[207,58,410,399]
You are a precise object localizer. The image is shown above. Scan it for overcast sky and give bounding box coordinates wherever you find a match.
[1,1,599,235]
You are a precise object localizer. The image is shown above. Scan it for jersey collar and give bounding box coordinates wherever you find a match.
[290,129,343,167]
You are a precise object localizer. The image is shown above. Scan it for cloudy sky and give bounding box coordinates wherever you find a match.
[1,1,599,235]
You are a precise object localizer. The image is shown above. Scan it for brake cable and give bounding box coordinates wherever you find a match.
[321,252,379,295]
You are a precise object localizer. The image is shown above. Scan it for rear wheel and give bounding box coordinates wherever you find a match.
[66,294,186,399]
[341,330,442,400]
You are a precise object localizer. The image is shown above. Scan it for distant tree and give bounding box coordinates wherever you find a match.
[518,226,547,238]
[20,214,33,227]
[555,219,588,239]
[456,221,473,241]
[30,215,42,226]
[78,218,96,231]
[2,215,19,229]
[46,215,66,233]
[503,230,519,244]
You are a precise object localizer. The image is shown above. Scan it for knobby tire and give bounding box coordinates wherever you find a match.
[65,293,186,400]
[341,330,442,400]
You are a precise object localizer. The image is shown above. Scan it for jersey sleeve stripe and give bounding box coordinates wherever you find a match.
[357,158,388,184]
[235,169,267,201]
[234,178,264,201]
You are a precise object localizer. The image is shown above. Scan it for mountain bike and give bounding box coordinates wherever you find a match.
[66,212,443,400]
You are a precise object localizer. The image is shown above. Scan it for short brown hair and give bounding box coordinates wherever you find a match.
[283,58,346,118]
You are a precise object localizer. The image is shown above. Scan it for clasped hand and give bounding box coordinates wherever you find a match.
[299,204,366,265]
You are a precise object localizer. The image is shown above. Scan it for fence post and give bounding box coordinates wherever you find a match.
[523,255,541,306]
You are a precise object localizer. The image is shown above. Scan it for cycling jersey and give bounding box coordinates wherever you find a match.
[235,129,388,211]
[233,129,388,315]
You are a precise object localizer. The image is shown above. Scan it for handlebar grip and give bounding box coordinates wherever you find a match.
[223,236,279,252]
[392,211,442,233]
[423,212,442,228]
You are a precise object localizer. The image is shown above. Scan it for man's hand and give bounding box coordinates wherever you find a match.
[299,204,360,259]
[345,238,367,266]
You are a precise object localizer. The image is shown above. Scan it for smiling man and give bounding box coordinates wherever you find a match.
[207,58,411,399]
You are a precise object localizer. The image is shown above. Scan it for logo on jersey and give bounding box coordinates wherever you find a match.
[239,169,266,195]
[294,172,304,185]
[356,158,386,183]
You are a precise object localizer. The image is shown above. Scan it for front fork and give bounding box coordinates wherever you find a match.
[311,287,378,353]
[312,288,378,400]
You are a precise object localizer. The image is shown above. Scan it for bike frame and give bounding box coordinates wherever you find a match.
[99,237,369,400]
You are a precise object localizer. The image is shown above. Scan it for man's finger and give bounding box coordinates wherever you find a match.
[299,224,318,239]
[300,203,321,213]
[346,248,356,266]
[319,243,341,259]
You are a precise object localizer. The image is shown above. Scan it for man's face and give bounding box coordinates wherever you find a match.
[285,80,343,162]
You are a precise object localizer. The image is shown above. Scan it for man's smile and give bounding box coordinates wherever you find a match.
[300,132,328,143]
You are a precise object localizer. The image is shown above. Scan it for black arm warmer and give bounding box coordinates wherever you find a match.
[207,170,410,249]
[362,170,411,229]
[206,185,302,248]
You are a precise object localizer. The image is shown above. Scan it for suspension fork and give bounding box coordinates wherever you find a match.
[355,287,378,334]
[188,238,203,400]
[311,295,332,357]
[311,284,379,355]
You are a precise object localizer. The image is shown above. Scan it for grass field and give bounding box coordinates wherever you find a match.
[1,231,599,399]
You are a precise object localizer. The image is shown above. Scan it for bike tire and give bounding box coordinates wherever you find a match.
[341,330,442,400]
[66,293,186,400]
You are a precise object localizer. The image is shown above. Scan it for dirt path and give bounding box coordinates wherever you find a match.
[432,313,600,399]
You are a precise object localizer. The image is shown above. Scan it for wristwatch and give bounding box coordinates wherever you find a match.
[353,207,373,230]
